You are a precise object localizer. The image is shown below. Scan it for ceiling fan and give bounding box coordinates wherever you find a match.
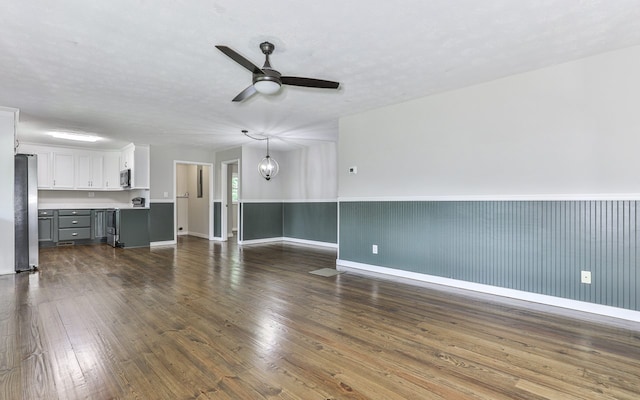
[215,41,340,102]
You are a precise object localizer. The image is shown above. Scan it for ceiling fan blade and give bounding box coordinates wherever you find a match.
[232,85,258,102]
[281,76,340,89]
[215,45,264,75]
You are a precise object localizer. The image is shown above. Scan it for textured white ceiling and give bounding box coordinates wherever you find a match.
[2,0,640,151]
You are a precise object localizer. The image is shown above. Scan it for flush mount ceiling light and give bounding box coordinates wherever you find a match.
[242,130,279,181]
[253,76,281,95]
[49,131,102,142]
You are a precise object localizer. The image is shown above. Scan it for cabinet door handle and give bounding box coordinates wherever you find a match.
[72,220,78,224]
[71,211,77,215]
[71,233,78,236]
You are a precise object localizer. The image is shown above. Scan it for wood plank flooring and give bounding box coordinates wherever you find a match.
[1,236,639,399]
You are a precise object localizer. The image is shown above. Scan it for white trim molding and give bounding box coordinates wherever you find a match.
[239,237,283,245]
[188,232,211,240]
[241,199,338,203]
[283,237,338,249]
[150,240,176,247]
[338,194,640,202]
[240,199,286,203]
[336,259,640,324]
[239,236,337,249]
[283,199,338,203]
[149,199,175,203]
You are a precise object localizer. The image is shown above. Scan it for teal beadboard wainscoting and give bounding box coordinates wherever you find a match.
[241,202,337,244]
[242,203,284,241]
[213,201,221,238]
[339,200,639,311]
[149,202,175,242]
[283,202,337,244]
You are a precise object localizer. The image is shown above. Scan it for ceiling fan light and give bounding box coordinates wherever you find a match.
[254,80,281,95]
[258,155,279,180]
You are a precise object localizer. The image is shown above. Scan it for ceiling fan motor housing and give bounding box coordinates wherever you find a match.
[253,42,281,92]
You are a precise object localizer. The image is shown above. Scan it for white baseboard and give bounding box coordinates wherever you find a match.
[238,236,337,249]
[283,237,338,249]
[150,240,176,247]
[336,259,640,325]
[188,232,210,239]
[239,237,283,245]
[177,231,189,236]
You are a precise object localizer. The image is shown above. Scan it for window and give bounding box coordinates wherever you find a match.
[231,173,238,203]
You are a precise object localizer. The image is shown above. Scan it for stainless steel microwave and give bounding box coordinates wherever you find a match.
[120,169,131,188]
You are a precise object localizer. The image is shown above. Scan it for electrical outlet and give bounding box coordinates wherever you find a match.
[372,244,378,254]
[581,270,592,284]
[163,191,169,198]
[88,192,94,198]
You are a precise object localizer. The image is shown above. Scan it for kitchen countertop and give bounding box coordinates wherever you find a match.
[38,203,149,210]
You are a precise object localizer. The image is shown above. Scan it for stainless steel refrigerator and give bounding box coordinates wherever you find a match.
[15,153,38,272]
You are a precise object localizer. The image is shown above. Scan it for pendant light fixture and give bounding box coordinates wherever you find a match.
[243,130,280,181]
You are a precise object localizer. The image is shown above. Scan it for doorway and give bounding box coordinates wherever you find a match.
[174,161,214,241]
[221,159,240,242]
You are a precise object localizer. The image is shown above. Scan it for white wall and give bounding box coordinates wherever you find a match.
[38,190,147,208]
[241,145,285,201]
[186,164,210,237]
[282,142,337,200]
[215,143,337,202]
[339,45,640,199]
[150,145,213,199]
[0,107,17,275]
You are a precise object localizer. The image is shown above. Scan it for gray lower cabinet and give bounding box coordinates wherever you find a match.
[57,210,92,242]
[38,208,149,247]
[38,210,55,242]
[119,209,150,248]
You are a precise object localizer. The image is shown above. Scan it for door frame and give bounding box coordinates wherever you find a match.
[173,160,214,242]
[220,159,240,242]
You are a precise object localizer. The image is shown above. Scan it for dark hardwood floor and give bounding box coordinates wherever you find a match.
[1,236,639,399]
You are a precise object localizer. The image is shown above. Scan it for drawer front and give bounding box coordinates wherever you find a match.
[59,215,91,228]
[38,209,54,217]
[58,227,91,241]
[59,210,91,216]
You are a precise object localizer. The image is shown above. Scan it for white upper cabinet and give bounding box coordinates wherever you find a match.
[35,151,52,188]
[121,143,149,189]
[18,142,148,191]
[121,145,134,170]
[52,153,74,188]
[75,153,104,189]
[103,152,120,189]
